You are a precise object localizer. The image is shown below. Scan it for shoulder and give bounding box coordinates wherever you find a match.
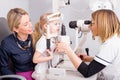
[36,35,46,44]
[35,35,47,52]
[101,34,120,48]
[1,34,14,42]
[94,35,120,66]
[1,34,15,47]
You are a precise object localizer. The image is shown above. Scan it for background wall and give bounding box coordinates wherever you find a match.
[29,0,120,56]
[0,0,29,18]
[0,0,120,56]
[29,0,52,25]
[29,0,102,56]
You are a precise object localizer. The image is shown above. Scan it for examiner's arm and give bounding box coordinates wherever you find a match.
[56,42,82,68]
[65,48,105,77]
[56,42,105,77]
[78,60,105,77]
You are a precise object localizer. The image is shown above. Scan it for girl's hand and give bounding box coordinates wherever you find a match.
[46,49,53,59]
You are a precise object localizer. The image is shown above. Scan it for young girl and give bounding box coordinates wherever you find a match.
[32,12,61,80]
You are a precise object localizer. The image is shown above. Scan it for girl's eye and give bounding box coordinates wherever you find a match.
[55,23,61,26]
[55,23,57,25]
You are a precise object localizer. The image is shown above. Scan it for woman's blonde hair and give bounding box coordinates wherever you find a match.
[92,9,120,43]
[7,8,28,32]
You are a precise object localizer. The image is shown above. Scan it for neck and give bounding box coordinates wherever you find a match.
[17,34,28,41]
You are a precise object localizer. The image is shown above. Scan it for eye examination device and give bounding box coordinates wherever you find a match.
[69,20,91,33]
[69,20,91,52]
[46,12,61,49]
[46,12,66,78]
[59,24,70,45]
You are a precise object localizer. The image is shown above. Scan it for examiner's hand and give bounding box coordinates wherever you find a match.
[56,42,71,53]
[77,53,94,62]
[77,53,88,61]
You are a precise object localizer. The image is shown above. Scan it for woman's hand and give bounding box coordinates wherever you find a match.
[77,53,88,61]
[56,42,71,54]
[77,53,94,62]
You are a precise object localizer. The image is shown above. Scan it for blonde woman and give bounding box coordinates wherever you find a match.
[0,8,34,80]
[56,9,120,80]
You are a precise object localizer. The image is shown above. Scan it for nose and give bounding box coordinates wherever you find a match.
[29,21,32,28]
[57,24,61,29]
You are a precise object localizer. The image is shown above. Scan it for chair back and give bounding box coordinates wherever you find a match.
[0,17,11,44]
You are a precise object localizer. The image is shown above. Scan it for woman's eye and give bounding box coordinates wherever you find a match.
[23,23,28,26]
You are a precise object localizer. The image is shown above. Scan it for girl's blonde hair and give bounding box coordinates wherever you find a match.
[7,8,28,32]
[92,9,120,43]
[32,12,61,48]
[32,13,52,48]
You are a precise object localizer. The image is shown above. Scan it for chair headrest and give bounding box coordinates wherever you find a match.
[0,17,11,44]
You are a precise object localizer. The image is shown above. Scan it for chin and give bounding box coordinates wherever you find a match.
[28,32,33,34]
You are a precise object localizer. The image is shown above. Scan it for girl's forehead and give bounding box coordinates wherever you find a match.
[51,19,60,22]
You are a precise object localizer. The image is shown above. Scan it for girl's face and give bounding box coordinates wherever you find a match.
[89,19,98,37]
[49,20,61,35]
[14,15,33,35]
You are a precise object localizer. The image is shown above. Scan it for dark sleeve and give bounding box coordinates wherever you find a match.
[0,46,15,75]
[77,60,106,78]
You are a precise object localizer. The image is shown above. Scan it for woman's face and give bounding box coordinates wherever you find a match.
[14,14,33,35]
[49,20,61,35]
[89,19,98,37]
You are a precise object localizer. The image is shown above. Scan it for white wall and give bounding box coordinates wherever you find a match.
[29,0,120,56]
[1,0,120,56]
[29,0,102,56]
[29,0,52,25]
[0,0,29,18]
[113,0,120,20]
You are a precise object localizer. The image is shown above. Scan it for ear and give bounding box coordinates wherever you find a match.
[44,24,47,29]
[13,27,19,33]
